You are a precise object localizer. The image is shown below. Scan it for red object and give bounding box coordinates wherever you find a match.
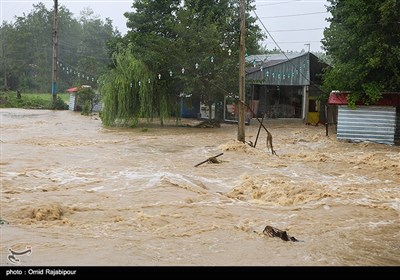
[328,91,400,106]
[66,87,79,93]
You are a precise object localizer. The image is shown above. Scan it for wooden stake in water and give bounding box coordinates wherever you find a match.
[194,153,224,167]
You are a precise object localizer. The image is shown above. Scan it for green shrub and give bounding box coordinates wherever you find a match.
[81,100,91,116]
[54,96,69,110]
[77,87,96,113]
[0,92,68,110]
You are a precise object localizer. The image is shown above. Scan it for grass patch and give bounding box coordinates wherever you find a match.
[0,92,69,110]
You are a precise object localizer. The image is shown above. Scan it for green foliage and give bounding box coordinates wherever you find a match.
[0,4,117,93]
[76,86,98,113]
[81,100,91,116]
[73,8,118,88]
[0,91,68,109]
[53,96,69,110]
[99,46,153,126]
[322,0,400,104]
[121,0,264,121]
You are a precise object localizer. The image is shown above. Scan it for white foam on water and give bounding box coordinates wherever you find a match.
[387,200,400,212]
[368,220,396,228]
[1,171,24,177]
[116,169,234,191]
[87,186,105,192]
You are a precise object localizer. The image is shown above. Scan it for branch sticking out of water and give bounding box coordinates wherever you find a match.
[194,153,224,167]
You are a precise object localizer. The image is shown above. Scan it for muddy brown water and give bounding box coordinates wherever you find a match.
[1,108,399,266]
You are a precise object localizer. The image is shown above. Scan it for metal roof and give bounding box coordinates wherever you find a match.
[66,87,79,93]
[245,52,327,86]
[245,52,308,65]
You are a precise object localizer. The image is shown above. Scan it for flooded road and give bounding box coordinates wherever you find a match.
[1,108,399,266]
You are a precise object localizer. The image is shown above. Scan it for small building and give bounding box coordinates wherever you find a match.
[245,52,329,124]
[328,91,400,145]
[67,85,102,112]
[179,52,328,123]
[180,94,201,118]
[67,86,81,111]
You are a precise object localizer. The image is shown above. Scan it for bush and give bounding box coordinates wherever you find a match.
[54,96,69,110]
[81,100,91,116]
[0,92,68,110]
[77,87,96,113]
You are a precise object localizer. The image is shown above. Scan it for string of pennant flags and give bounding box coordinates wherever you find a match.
[57,53,225,89]
[57,61,99,84]
[57,50,309,90]
[259,66,308,80]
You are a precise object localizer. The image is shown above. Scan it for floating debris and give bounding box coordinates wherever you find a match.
[0,217,8,225]
[263,225,300,242]
[195,119,221,128]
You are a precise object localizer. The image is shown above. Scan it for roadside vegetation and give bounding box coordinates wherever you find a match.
[0,91,69,110]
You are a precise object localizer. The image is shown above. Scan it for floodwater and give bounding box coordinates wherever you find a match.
[1,108,399,266]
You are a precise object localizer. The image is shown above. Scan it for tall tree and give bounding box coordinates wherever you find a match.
[322,0,400,104]
[0,4,118,92]
[100,45,153,126]
[122,0,263,121]
[123,0,182,122]
[75,8,117,87]
[56,6,82,91]
[3,3,53,91]
[0,23,14,89]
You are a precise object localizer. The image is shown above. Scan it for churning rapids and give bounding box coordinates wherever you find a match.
[1,108,399,266]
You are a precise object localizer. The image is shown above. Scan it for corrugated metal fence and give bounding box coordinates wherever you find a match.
[68,94,76,111]
[337,106,397,145]
[396,107,400,144]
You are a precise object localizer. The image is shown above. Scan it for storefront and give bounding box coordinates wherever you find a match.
[246,52,328,123]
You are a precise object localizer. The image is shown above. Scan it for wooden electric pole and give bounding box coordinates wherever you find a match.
[51,0,59,109]
[237,0,246,142]
[1,34,7,89]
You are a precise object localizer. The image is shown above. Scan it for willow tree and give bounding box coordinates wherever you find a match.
[100,46,153,127]
[123,0,181,125]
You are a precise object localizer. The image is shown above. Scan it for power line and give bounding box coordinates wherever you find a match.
[58,45,110,62]
[268,27,324,32]
[263,40,321,44]
[258,11,328,19]
[256,0,328,7]
[253,10,328,96]
[254,10,290,57]
[256,0,302,7]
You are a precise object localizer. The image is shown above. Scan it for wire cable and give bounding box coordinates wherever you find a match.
[253,9,328,95]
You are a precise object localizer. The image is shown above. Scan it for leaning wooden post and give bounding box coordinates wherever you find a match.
[239,100,277,155]
[253,113,265,148]
[239,100,268,134]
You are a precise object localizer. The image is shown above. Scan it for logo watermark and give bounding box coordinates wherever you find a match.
[7,246,32,265]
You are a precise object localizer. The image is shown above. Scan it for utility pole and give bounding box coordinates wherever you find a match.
[304,43,310,53]
[237,0,246,142]
[1,33,7,89]
[51,0,59,109]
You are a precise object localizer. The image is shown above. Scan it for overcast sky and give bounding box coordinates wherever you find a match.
[1,0,331,52]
